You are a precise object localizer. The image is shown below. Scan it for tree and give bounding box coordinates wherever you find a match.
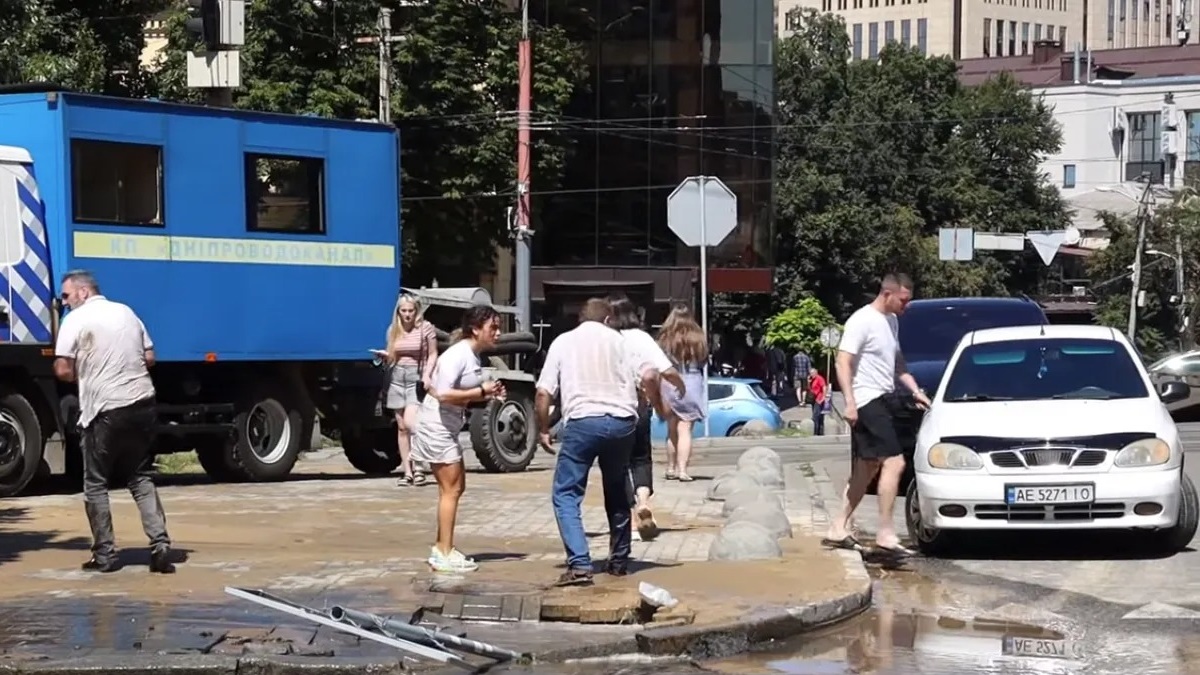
[1,0,165,95]
[1086,189,1200,358]
[763,298,839,359]
[773,9,1070,321]
[152,0,587,287]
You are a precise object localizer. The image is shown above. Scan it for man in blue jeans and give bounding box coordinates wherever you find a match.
[535,298,663,586]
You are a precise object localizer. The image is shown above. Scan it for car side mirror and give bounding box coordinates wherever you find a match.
[1158,380,1190,404]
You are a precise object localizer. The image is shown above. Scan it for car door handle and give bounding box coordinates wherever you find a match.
[717,404,733,410]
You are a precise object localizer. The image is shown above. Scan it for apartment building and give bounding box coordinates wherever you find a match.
[777,0,1200,58]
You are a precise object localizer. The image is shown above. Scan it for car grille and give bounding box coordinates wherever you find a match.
[988,448,1109,469]
[975,503,1126,521]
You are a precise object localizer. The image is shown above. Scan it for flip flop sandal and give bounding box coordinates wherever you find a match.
[875,543,919,557]
[821,536,866,552]
[665,471,679,480]
[678,474,695,482]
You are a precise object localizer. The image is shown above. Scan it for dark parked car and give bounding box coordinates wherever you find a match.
[867,296,1050,495]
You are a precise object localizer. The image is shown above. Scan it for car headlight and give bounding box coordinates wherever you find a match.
[927,442,983,470]
[1114,438,1171,467]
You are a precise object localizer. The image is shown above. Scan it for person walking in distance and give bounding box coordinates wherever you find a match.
[535,298,650,586]
[809,369,828,437]
[53,270,174,574]
[605,294,683,542]
[379,293,438,487]
[412,305,505,573]
[823,273,930,557]
[657,306,708,482]
[792,348,812,407]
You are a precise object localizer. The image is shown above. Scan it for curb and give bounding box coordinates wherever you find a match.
[625,459,873,661]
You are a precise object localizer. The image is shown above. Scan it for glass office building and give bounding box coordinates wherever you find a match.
[526,0,775,325]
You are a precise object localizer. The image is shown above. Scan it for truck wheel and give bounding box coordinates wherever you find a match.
[0,390,42,498]
[470,394,536,473]
[194,438,243,483]
[227,394,303,482]
[342,427,401,475]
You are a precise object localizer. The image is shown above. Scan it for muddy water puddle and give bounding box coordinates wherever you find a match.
[706,609,1082,675]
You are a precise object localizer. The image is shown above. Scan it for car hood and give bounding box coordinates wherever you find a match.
[906,358,948,393]
[922,397,1176,441]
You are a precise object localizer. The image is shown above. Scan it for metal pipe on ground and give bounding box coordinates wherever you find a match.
[329,605,528,663]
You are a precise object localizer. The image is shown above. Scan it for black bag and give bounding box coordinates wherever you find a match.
[415,327,428,400]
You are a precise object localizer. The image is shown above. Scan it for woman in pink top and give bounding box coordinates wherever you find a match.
[385,293,439,486]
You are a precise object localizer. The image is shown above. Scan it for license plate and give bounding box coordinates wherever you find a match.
[1005,484,1094,505]
[1003,635,1073,659]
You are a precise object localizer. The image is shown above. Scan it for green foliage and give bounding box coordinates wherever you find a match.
[0,0,165,95]
[764,298,839,357]
[1085,190,1200,359]
[773,9,1070,321]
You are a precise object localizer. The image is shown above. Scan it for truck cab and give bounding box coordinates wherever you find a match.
[0,88,404,496]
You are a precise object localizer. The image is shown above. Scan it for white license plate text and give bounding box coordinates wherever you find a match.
[1006,484,1094,505]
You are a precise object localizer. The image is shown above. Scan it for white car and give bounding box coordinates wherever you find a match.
[906,324,1199,556]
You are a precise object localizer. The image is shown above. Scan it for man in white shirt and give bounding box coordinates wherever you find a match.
[825,273,930,558]
[534,298,660,586]
[53,270,173,574]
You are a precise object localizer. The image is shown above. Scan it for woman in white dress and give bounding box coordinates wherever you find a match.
[412,305,505,573]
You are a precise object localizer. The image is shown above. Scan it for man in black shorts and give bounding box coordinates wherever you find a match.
[824,273,929,556]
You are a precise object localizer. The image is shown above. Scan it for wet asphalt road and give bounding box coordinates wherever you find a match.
[672,426,1200,675]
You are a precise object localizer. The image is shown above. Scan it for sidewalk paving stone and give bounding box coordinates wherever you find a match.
[0,447,870,671]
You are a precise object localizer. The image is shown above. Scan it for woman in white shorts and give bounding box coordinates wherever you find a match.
[412,305,505,573]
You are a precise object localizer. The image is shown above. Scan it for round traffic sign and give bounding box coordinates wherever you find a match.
[819,326,842,349]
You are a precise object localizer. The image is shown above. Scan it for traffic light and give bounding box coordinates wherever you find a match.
[185,0,220,50]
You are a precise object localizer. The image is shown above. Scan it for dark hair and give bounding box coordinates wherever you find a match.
[579,298,611,323]
[61,269,100,293]
[606,293,643,331]
[461,304,501,339]
[880,272,914,292]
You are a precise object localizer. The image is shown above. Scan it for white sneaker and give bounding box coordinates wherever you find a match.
[428,546,478,573]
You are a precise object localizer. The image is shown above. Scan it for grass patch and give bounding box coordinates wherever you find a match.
[155,451,202,475]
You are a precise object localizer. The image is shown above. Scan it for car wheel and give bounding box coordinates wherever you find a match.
[1150,472,1199,554]
[905,479,954,556]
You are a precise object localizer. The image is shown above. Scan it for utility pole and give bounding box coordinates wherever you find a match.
[512,0,533,334]
[1176,233,1188,349]
[1127,179,1156,343]
[354,8,404,123]
[378,7,393,124]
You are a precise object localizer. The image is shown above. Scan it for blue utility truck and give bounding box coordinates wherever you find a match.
[0,87,405,496]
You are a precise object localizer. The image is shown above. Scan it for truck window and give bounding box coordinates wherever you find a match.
[244,153,325,235]
[70,140,164,226]
[0,165,26,265]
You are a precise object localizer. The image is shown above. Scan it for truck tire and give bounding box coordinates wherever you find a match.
[195,439,243,483]
[342,427,401,476]
[227,392,303,482]
[470,393,537,473]
[0,390,42,498]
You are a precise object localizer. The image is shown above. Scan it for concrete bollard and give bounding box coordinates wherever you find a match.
[727,500,794,539]
[707,521,784,561]
[737,446,782,471]
[736,458,785,490]
[706,470,761,501]
[721,486,783,517]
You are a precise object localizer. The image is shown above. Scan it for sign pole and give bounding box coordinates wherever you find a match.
[699,176,710,439]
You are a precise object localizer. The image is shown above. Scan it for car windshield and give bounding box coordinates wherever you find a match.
[899,303,1044,362]
[942,338,1150,402]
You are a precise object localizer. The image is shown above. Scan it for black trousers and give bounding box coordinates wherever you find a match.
[626,403,653,505]
[81,398,171,562]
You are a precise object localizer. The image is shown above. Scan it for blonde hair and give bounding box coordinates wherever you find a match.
[657,304,708,366]
[386,293,425,362]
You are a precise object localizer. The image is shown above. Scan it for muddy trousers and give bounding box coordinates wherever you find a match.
[81,398,170,564]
